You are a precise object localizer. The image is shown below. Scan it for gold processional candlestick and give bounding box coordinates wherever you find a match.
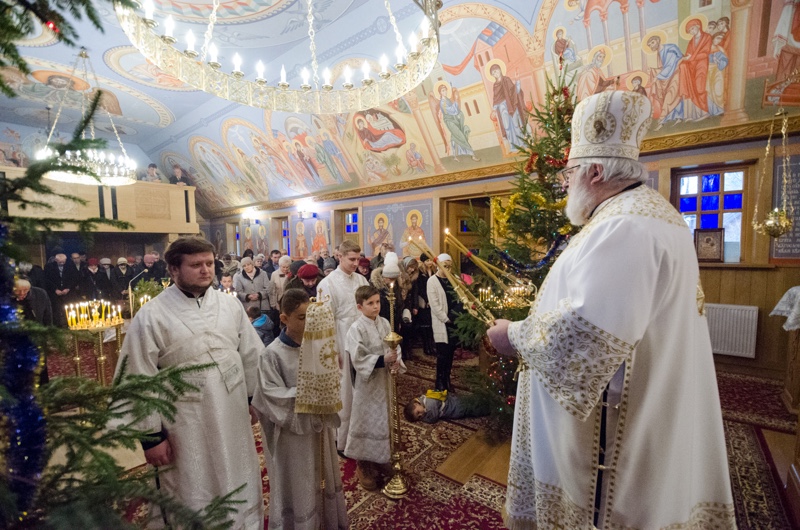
[407,237,495,324]
[382,278,408,499]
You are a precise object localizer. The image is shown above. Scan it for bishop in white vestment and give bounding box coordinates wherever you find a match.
[316,248,369,451]
[488,92,735,529]
[117,239,264,529]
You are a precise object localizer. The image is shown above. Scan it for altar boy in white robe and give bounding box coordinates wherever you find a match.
[487,91,735,529]
[316,240,369,452]
[252,289,348,530]
[344,284,404,490]
[116,237,263,529]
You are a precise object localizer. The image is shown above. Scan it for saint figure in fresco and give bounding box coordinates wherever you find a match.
[674,18,712,122]
[295,221,308,259]
[311,219,329,254]
[487,61,529,152]
[400,211,426,258]
[368,214,393,257]
[707,32,729,116]
[406,143,426,173]
[646,34,683,123]
[354,111,406,152]
[431,83,480,162]
[575,49,616,101]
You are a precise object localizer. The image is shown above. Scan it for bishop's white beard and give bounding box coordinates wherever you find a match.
[565,173,595,226]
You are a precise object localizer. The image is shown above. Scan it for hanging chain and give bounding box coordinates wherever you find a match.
[385,0,405,55]
[87,51,129,157]
[200,0,221,63]
[46,53,83,145]
[780,110,794,216]
[751,114,776,231]
[82,54,95,141]
[307,0,319,88]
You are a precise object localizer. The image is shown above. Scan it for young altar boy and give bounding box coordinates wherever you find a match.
[251,288,348,529]
[344,285,404,491]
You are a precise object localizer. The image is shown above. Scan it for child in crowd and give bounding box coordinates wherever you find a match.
[251,289,348,529]
[219,272,234,292]
[344,285,404,491]
[246,305,274,346]
[403,390,490,424]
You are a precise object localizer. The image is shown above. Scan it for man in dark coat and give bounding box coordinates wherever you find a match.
[80,258,113,300]
[44,252,81,326]
[111,256,135,301]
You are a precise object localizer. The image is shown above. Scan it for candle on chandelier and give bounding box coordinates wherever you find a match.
[233,53,242,73]
[209,43,218,64]
[343,65,352,85]
[256,60,265,80]
[421,16,430,39]
[380,55,388,74]
[409,32,418,52]
[280,65,287,84]
[395,45,406,66]
[143,0,154,20]
[323,68,332,86]
[186,30,196,52]
[301,68,310,85]
[361,61,370,81]
[165,15,175,38]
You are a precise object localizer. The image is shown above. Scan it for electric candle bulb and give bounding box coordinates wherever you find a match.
[379,54,388,73]
[361,61,370,80]
[396,45,405,64]
[143,0,154,19]
[421,16,430,38]
[301,67,310,85]
[409,32,418,51]
[256,60,265,79]
[165,15,175,37]
[323,68,331,85]
[186,30,196,51]
[344,65,352,84]
[209,43,218,64]
[280,65,286,84]
[233,53,242,72]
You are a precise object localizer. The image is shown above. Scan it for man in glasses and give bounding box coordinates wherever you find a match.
[488,91,734,529]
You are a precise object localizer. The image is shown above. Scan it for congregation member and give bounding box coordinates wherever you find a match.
[344,285,404,490]
[111,256,134,301]
[80,257,112,300]
[404,390,489,425]
[272,255,292,304]
[290,263,322,298]
[265,249,281,278]
[18,261,46,290]
[246,305,274,347]
[233,256,277,314]
[44,252,81,326]
[316,240,369,453]
[356,257,371,280]
[219,272,235,293]
[321,257,337,276]
[116,236,263,528]
[486,91,735,529]
[252,289,348,529]
[427,253,464,392]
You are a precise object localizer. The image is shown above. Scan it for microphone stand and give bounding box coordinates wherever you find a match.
[128,268,149,318]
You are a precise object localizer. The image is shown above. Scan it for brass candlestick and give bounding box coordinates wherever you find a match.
[382,280,408,499]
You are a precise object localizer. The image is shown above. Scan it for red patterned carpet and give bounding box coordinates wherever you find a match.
[717,371,797,434]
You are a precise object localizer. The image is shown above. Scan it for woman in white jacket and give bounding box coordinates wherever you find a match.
[233,257,277,313]
[426,253,463,392]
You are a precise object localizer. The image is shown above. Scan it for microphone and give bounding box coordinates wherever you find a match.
[128,268,149,318]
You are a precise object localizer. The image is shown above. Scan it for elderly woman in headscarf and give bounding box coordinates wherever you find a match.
[233,256,276,314]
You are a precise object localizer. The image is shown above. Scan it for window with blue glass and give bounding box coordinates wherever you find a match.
[281,219,290,255]
[345,211,359,235]
[675,169,745,262]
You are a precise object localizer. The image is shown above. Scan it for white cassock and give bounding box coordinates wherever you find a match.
[316,267,369,451]
[505,185,736,530]
[344,314,392,463]
[117,285,264,529]
[252,335,348,530]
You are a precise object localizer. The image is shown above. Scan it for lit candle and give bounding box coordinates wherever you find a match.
[280,65,286,84]
[165,15,175,38]
[361,61,370,81]
[323,68,331,86]
[143,0,154,19]
[233,52,242,72]
[186,30,196,52]
[301,67,310,85]
[64,305,69,324]
[421,16,430,39]
[396,45,405,64]
[256,60,265,80]
[209,42,218,64]
[409,32,418,52]
[379,54,388,74]
[343,65,352,85]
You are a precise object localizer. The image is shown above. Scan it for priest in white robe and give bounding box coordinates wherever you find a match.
[316,240,369,452]
[252,289,348,530]
[488,91,736,529]
[116,237,264,529]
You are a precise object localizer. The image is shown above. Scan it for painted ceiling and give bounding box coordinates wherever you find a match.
[0,0,794,217]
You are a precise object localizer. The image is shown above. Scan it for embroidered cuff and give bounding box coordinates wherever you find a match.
[140,430,167,451]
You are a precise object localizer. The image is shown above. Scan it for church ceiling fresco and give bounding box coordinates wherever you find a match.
[0,0,796,216]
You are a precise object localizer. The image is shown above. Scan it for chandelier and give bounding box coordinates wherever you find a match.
[116,0,441,114]
[35,49,137,186]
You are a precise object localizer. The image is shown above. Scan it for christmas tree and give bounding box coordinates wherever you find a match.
[457,71,577,439]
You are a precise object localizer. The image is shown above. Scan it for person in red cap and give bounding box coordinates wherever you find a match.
[356,257,371,279]
[288,263,322,298]
[80,257,112,300]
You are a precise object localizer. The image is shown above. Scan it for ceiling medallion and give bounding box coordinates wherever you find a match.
[116,0,442,115]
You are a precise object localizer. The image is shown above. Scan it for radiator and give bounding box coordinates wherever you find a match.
[705,303,758,358]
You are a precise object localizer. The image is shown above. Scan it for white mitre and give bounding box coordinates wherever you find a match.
[570,90,653,161]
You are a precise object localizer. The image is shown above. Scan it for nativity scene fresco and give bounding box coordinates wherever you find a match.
[0,0,795,215]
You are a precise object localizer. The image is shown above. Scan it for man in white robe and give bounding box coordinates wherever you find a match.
[116,237,264,529]
[316,240,369,452]
[252,289,348,530]
[488,91,735,529]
